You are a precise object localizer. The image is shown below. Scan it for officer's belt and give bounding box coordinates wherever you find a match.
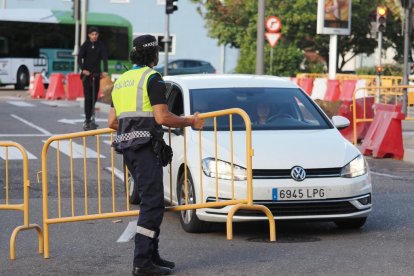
[113,130,152,143]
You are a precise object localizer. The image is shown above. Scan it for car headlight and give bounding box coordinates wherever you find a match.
[341,155,367,178]
[202,157,247,181]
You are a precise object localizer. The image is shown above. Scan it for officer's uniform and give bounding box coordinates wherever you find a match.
[111,65,166,269]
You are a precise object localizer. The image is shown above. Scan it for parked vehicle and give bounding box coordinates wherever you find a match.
[154,59,216,75]
[130,74,372,233]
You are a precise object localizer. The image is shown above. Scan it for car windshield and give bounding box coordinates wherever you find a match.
[190,87,332,131]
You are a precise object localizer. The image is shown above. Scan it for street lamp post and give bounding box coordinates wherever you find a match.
[256,0,265,75]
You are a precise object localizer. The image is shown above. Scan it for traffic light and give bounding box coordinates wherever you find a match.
[71,0,80,20]
[166,0,178,15]
[376,6,387,32]
[376,65,383,76]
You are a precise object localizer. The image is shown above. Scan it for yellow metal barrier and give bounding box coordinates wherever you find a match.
[352,85,414,144]
[41,128,132,259]
[164,108,276,241]
[0,141,43,260]
[41,110,275,258]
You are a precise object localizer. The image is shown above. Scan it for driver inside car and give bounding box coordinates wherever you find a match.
[255,102,272,125]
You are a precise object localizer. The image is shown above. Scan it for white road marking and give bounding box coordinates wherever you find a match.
[103,140,112,146]
[7,101,35,107]
[46,140,105,159]
[11,114,51,135]
[370,171,404,179]
[41,101,79,107]
[105,167,124,181]
[58,118,107,125]
[0,147,37,160]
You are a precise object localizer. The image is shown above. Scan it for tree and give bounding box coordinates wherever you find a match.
[191,0,403,74]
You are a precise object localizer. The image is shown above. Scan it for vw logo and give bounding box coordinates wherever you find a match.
[291,166,306,182]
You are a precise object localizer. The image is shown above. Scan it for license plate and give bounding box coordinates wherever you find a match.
[272,187,326,201]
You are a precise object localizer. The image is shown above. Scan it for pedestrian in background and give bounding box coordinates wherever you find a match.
[107,34,204,276]
[78,26,108,131]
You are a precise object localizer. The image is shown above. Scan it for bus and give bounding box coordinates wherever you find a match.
[0,9,132,89]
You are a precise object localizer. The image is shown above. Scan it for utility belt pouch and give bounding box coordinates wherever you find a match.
[151,129,173,167]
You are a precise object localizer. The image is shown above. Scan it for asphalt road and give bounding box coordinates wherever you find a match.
[0,90,414,275]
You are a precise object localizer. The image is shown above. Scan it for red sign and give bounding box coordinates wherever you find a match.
[265,16,282,33]
[265,32,282,48]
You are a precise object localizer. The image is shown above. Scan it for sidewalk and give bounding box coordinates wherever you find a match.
[403,120,414,163]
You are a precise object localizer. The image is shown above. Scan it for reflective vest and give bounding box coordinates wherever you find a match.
[111,66,162,151]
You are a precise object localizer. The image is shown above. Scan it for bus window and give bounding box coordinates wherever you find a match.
[0,37,8,55]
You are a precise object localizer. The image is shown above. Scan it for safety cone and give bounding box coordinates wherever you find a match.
[27,73,35,95]
[30,74,46,99]
[46,73,66,100]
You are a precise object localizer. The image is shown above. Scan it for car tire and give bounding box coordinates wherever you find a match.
[126,170,140,205]
[177,171,209,233]
[15,66,29,90]
[334,217,367,229]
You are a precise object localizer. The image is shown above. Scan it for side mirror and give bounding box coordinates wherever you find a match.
[332,115,350,130]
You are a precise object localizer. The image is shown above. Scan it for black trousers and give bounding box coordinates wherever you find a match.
[123,144,164,268]
[82,75,100,122]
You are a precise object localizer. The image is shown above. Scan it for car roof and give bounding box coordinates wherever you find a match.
[164,74,299,90]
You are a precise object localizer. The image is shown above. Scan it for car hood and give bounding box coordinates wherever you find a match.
[192,129,360,169]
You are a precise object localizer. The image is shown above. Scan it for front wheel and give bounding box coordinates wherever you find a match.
[15,66,29,90]
[334,217,367,229]
[177,171,209,233]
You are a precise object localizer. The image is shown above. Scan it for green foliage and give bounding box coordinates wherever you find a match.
[190,0,403,75]
[355,64,403,76]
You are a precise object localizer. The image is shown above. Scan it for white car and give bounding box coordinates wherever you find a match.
[131,74,372,233]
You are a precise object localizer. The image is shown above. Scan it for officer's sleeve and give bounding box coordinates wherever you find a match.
[147,74,167,106]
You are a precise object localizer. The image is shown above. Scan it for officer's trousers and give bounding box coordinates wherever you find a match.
[123,144,164,268]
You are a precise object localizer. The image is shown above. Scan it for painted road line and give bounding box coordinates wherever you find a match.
[11,114,52,135]
[58,118,107,125]
[103,140,112,146]
[0,147,37,160]
[0,134,53,137]
[46,140,105,159]
[105,167,124,181]
[7,101,35,107]
[370,171,404,179]
[41,101,79,107]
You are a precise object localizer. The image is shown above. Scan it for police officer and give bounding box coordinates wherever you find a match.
[78,26,108,131]
[108,35,204,276]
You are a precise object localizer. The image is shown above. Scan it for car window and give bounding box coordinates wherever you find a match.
[189,87,332,131]
[185,60,201,68]
[169,60,184,70]
[167,86,184,116]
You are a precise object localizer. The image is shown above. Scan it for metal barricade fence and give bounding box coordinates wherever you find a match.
[164,108,276,241]
[41,109,275,258]
[0,141,43,260]
[352,85,414,144]
[41,128,133,258]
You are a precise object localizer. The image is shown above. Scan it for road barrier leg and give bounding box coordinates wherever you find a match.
[10,224,44,260]
[43,222,50,258]
[226,204,276,242]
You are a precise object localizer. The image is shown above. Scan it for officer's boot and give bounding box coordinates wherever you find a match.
[152,237,175,269]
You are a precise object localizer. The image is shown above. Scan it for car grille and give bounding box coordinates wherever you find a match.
[205,199,361,217]
[252,167,342,179]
